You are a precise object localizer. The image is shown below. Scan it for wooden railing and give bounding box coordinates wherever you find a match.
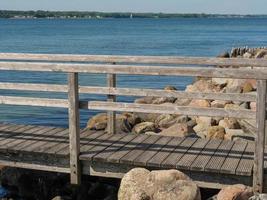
[0,53,266,192]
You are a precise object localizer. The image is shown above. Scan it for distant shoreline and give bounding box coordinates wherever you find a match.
[0,10,267,19]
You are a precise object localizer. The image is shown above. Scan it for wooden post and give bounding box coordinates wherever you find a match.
[68,72,81,185]
[107,73,116,134]
[253,80,266,193]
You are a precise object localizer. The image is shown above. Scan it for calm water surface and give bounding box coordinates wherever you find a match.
[0,18,266,127]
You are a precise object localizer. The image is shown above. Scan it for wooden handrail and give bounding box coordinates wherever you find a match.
[0,61,266,79]
[84,101,256,119]
[0,53,267,67]
[0,82,257,102]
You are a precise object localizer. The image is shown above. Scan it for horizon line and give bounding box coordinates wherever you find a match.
[1,9,267,16]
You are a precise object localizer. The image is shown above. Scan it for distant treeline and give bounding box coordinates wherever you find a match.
[0,10,266,19]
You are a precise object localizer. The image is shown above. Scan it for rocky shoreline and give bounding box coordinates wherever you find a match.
[87,47,267,143]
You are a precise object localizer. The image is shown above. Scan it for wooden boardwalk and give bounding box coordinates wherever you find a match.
[0,53,267,192]
[0,122,260,189]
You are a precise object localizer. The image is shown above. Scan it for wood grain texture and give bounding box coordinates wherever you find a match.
[86,101,255,119]
[107,74,116,134]
[253,80,267,193]
[68,72,81,185]
[0,62,267,79]
[0,53,267,67]
[0,83,256,102]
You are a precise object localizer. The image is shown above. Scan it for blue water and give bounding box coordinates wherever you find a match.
[0,18,266,127]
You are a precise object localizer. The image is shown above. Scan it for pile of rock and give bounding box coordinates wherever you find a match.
[118,168,255,200]
[86,47,267,142]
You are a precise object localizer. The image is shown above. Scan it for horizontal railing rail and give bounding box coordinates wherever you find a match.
[0,53,267,67]
[0,53,266,192]
[0,61,266,79]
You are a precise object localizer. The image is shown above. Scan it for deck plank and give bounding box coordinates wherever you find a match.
[204,140,235,173]
[120,135,161,165]
[84,133,138,162]
[0,125,37,148]
[79,133,126,160]
[56,130,105,155]
[18,128,66,152]
[107,134,149,163]
[133,136,172,166]
[236,142,254,176]
[220,141,248,174]
[161,137,197,169]
[9,127,62,151]
[176,138,210,170]
[190,139,222,171]
[146,137,185,168]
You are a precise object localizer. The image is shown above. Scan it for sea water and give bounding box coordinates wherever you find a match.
[0,17,266,127]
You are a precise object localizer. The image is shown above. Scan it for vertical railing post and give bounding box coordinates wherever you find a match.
[253,80,266,193]
[68,72,81,185]
[107,73,116,134]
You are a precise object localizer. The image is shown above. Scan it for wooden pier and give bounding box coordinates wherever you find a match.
[0,53,266,192]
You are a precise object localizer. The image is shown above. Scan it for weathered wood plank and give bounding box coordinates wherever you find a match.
[0,96,68,108]
[204,140,235,173]
[0,62,267,79]
[89,133,138,162]
[107,134,149,163]
[133,136,172,166]
[16,128,65,152]
[0,125,37,147]
[3,126,57,151]
[120,135,161,165]
[236,142,254,176]
[79,86,257,102]
[107,74,116,134]
[68,72,81,185]
[161,137,197,169]
[220,141,248,174]
[147,137,185,168]
[253,80,267,193]
[86,101,255,119]
[80,133,125,160]
[190,139,222,171]
[0,83,256,102]
[176,138,210,170]
[1,53,267,67]
[56,130,105,155]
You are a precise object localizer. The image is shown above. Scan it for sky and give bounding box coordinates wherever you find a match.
[0,0,267,15]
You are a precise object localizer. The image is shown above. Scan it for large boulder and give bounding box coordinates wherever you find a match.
[219,118,240,129]
[217,184,253,200]
[224,128,254,141]
[207,126,225,139]
[160,123,195,138]
[242,82,254,93]
[186,80,219,93]
[155,114,188,128]
[86,113,108,130]
[193,122,210,138]
[133,122,157,134]
[121,112,141,127]
[211,100,231,108]
[255,49,267,58]
[118,168,201,200]
[189,99,210,108]
[136,113,159,123]
[118,168,150,200]
[105,118,132,134]
[225,79,246,93]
